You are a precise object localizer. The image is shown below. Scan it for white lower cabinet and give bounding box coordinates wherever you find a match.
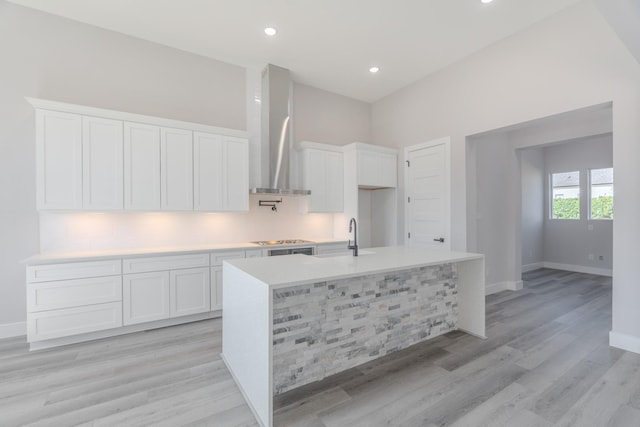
[170,267,210,317]
[122,253,211,325]
[28,302,122,342]
[211,266,223,311]
[26,260,124,343]
[123,271,171,325]
[209,249,262,311]
[27,275,122,312]
[26,248,266,348]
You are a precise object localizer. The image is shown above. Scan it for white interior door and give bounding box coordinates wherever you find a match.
[405,137,451,249]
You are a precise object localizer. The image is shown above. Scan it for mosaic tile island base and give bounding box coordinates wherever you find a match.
[272,263,458,394]
[221,246,485,427]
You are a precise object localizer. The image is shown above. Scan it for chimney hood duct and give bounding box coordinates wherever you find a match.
[250,64,310,196]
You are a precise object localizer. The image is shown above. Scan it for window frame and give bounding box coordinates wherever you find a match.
[549,170,581,220]
[588,167,614,221]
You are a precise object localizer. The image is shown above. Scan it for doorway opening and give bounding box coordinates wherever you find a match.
[465,103,613,295]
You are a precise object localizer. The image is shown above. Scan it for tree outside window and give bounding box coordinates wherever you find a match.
[551,171,580,219]
[590,168,613,219]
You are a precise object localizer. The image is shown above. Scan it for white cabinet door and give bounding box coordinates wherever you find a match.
[358,151,397,188]
[193,132,223,211]
[36,109,82,210]
[124,122,161,210]
[304,149,327,212]
[325,151,344,212]
[379,153,398,188]
[161,127,193,211]
[170,267,210,317]
[301,148,344,213]
[82,116,123,210]
[224,136,249,211]
[194,133,249,212]
[123,271,170,325]
[210,266,222,311]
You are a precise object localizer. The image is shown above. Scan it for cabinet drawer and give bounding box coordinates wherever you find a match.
[27,302,122,342]
[123,253,209,274]
[244,249,263,258]
[210,251,245,266]
[27,276,122,313]
[27,260,122,283]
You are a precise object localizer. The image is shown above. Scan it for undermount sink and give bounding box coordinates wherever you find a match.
[314,250,375,258]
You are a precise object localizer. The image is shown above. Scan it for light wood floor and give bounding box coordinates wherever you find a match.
[2,269,639,426]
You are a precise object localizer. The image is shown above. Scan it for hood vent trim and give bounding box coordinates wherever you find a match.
[250,188,310,196]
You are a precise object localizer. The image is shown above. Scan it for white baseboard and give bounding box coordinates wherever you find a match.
[522,262,544,273]
[0,321,26,339]
[542,262,612,277]
[486,280,523,295]
[610,331,640,355]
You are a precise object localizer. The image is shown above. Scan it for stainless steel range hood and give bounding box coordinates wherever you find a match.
[250,64,310,196]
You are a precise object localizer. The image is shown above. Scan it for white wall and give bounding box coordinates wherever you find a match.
[594,0,640,64]
[371,1,640,352]
[543,135,613,273]
[468,133,514,288]
[467,132,522,293]
[293,83,371,146]
[521,148,545,270]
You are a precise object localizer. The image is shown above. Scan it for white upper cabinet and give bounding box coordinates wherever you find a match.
[356,145,397,188]
[29,98,248,213]
[298,142,344,212]
[194,133,249,212]
[161,127,193,211]
[194,132,223,211]
[82,116,123,210]
[124,122,161,210]
[36,110,82,210]
[224,136,249,212]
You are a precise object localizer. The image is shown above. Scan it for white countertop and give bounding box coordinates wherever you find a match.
[23,240,348,265]
[225,245,483,289]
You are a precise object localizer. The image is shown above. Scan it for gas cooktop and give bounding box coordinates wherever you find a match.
[251,239,313,246]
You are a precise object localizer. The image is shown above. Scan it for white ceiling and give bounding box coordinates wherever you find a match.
[9,0,584,102]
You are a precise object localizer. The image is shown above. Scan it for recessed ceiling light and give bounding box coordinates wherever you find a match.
[369,66,380,73]
[264,27,277,36]
[481,0,494,3]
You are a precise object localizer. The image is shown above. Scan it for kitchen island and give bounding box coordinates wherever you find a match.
[221,246,485,427]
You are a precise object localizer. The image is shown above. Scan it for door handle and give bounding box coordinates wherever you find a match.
[433,238,445,243]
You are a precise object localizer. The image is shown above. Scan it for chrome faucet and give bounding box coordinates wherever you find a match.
[347,217,359,256]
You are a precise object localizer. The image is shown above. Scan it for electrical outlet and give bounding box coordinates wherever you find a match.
[588,254,594,261]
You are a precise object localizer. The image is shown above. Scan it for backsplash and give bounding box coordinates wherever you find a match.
[39,195,337,253]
